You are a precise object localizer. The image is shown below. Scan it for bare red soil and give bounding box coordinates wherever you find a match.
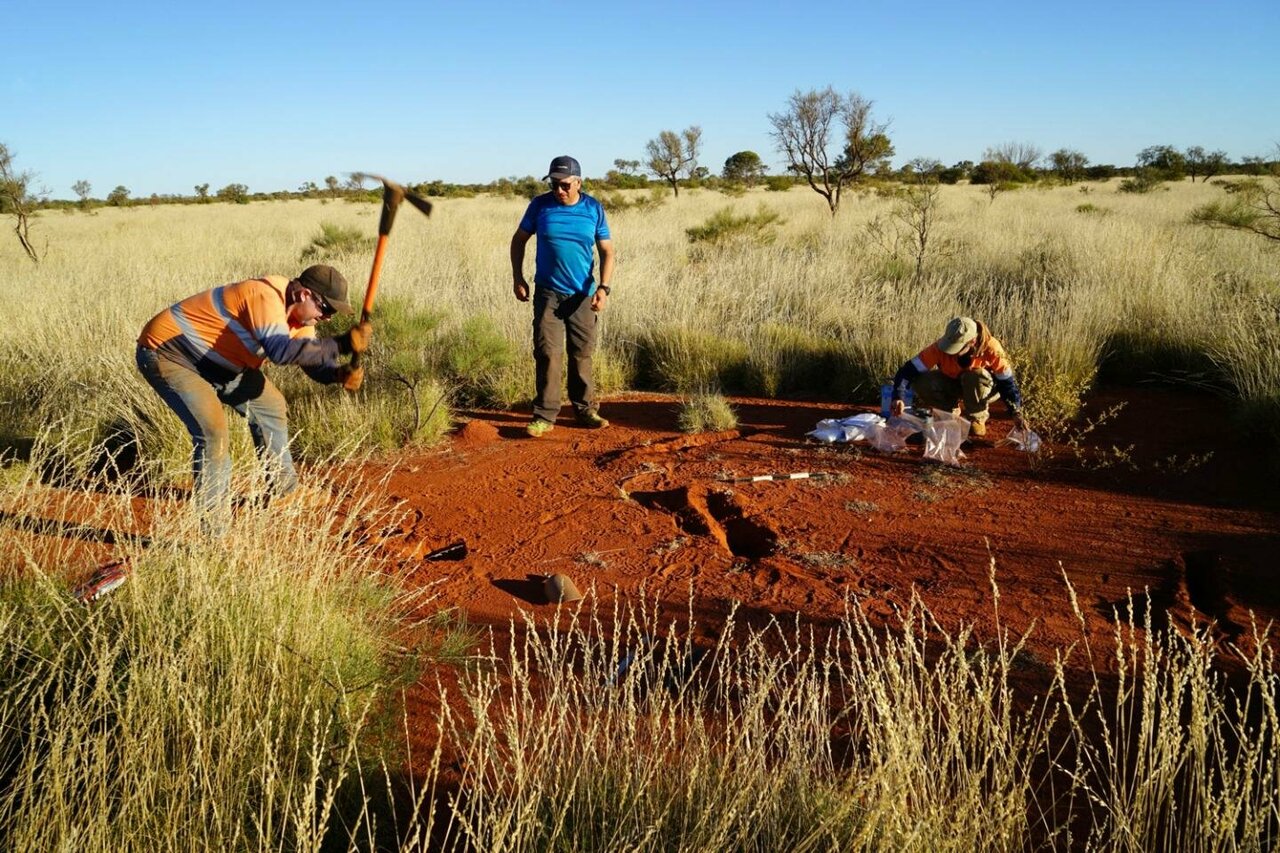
[364,387,1279,665]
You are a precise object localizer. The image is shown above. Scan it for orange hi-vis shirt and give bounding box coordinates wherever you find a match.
[138,276,336,383]
[911,322,1014,381]
[892,320,1024,409]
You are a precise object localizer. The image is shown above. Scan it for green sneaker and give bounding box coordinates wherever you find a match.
[577,410,609,429]
[526,418,555,438]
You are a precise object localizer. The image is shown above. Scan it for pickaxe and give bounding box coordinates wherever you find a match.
[349,173,433,368]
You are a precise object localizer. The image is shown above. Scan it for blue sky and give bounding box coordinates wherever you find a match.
[4,0,1277,199]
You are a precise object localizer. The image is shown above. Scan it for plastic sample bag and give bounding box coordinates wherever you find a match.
[1001,424,1042,453]
[921,410,968,466]
[807,412,926,454]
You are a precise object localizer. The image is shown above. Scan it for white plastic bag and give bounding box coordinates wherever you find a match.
[807,419,847,443]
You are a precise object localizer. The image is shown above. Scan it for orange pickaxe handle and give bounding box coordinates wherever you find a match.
[362,233,391,322]
[348,174,431,369]
[350,234,388,370]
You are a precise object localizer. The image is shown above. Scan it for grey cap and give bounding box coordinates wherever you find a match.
[544,573,583,603]
[297,264,354,315]
[937,316,978,355]
[543,156,582,180]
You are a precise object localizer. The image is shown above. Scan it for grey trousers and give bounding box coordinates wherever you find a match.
[532,290,598,422]
[912,369,995,421]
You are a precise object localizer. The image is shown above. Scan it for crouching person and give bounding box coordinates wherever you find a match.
[136,264,371,530]
[889,316,1026,437]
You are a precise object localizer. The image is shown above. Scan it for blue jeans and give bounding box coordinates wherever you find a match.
[136,346,297,522]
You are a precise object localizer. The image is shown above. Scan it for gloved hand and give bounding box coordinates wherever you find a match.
[336,364,364,392]
[336,321,373,355]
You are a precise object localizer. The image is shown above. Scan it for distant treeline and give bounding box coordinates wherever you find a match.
[35,150,1280,211]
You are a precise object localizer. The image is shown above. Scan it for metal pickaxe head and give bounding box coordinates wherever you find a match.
[349,173,433,235]
[346,173,434,328]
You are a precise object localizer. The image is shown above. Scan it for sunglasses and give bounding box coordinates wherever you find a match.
[550,179,575,191]
[307,289,336,318]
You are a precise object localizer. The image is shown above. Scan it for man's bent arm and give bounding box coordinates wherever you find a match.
[511,229,532,282]
[597,238,615,287]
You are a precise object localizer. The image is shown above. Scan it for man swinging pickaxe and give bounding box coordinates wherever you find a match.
[345,173,433,383]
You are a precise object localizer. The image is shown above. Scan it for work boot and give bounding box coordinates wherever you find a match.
[576,410,609,429]
[969,418,987,438]
[526,418,555,438]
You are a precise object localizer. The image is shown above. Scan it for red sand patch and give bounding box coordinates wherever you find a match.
[361,389,1279,661]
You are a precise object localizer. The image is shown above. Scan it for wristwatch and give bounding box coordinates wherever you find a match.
[597,284,611,296]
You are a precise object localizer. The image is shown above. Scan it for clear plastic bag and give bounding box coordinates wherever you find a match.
[1001,424,1042,453]
[921,409,968,466]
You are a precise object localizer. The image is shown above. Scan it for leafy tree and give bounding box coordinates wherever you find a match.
[298,181,319,196]
[324,175,340,198]
[107,185,130,207]
[1136,145,1187,180]
[1049,149,1089,184]
[768,87,892,216]
[0,143,40,261]
[969,160,1027,185]
[216,183,249,204]
[194,183,210,202]
[612,158,642,176]
[1184,146,1228,182]
[645,126,702,198]
[1241,155,1271,176]
[937,160,972,184]
[722,151,768,186]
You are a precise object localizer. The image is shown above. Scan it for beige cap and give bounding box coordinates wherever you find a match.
[544,573,583,603]
[937,316,978,355]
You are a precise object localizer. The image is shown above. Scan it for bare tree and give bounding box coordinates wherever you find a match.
[769,87,892,216]
[867,158,950,280]
[0,143,40,262]
[645,125,702,197]
[985,141,1043,172]
[72,180,92,209]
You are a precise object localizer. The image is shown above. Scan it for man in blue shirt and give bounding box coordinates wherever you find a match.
[511,155,616,437]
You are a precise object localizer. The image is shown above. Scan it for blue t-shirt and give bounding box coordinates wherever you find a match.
[518,192,611,296]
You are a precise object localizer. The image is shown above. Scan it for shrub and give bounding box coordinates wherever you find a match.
[746,323,860,398]
[764,175,795,192]
[685,205,782,246]
[634,326,752,393]
[300,221,375,261]
[437,315,524,407]
[677,390,739,432]
[1118,169,1165,194]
